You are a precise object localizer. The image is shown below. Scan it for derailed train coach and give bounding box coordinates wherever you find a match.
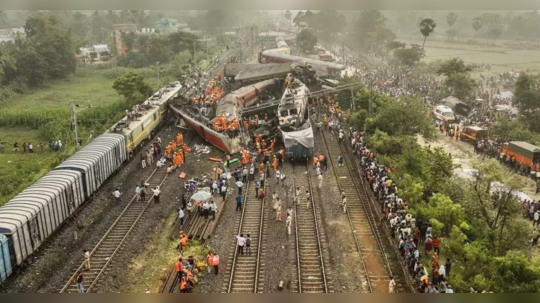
[0,133,126,274]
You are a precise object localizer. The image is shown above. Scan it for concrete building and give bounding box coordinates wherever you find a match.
[113,24,137,55]
[0,27,25,43]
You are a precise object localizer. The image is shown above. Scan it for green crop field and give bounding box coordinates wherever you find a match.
[0,66,174,206]
[403,38,540,73]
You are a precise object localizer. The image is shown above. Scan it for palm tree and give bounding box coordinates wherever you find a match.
[446,12,458,27]
[284,10,292,29]
[419,18,436,53]
[472,17,483,42]
[293,11,305,29]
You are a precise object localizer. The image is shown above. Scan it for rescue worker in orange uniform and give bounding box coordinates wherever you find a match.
[270,140,275,153]
[176,133,183,145]
[272,155,278,170]
[260,162,264,173]
[176,258,184,281]
[206,251,214,273]
[213,254,219,275]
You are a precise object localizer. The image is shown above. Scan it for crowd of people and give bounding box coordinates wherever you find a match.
[346,129,454,293]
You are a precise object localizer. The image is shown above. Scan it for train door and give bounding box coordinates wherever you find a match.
[28,217,41,251]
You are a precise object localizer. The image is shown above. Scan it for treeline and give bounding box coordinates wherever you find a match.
[0,14,78,98]
[383,10,540,42]
[342,77,540,293]
[116,31,204,69]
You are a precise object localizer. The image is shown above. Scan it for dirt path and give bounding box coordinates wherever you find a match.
[418,133,539,200]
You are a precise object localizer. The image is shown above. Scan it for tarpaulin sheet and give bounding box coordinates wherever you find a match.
[281,122,314,149]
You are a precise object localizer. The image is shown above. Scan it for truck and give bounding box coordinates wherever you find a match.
[501,141,540,170]
[459,126,489,143]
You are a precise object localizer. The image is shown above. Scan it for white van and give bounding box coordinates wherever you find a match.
[433,105,455,122]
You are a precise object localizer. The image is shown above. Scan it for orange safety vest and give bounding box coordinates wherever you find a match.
[319,155,324,162]
[181,236,187,246]
[176,261,183,272]
[207,254,214,264]
[180,279,187,290]
[313,157,318,164]
[213,255,220,265]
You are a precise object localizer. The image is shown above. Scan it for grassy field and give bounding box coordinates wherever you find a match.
[403,38,540,73]
[0,67,174,206]
[0,127,67,205]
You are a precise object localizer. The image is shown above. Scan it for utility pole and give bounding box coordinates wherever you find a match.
[342,43,345,65]
[71,103,79,150]
[368,78,373,117]
[251,26,254,58]
[156,62,160,88]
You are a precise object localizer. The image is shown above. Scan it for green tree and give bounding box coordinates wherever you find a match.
[70,11,91,40]
[366,95,436,140]
[168,31,200,55]
[367,25,397,52]
[310,10,346,41]
[437,58,476,101]
[112,71,153,102]
[0,44,15,84]
[284,10,292,28]
[392,44,425,66]
[487,27,503,43]
[491,253,540,293]
[472,17,483,41]
[348,109,368,131]
[354,10,387,50]
[419,18,436,55]
[148,34,173,63]
[297,29,318,54]
[120,31,137,53]
[437,57,472,76]
[293,11,305,28]
[446,12,458,27]
[513,73,540,117]
[463,160,531,255]
[444,72,477,101]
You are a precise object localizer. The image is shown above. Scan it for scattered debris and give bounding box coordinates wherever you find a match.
[194,144,211,154]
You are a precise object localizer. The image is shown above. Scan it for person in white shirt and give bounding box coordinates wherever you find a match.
[249,164,255,180]
[236,234,246,255]
[318,173,323,189]
[152,186,161,204]
[286,214,292,235]
[275,169,280,184]
[212,180,219,195]
[341,196,347,213]
[210,201,217,220]
[275,199,282,221]
[113,188,121,202]
[179,208,185,225]
[236,180,243,195]
[389,276,396,293]
[202,201,210,219]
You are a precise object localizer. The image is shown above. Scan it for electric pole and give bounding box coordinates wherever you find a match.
[251,26,254,58]
[156,62,160,88]
[71,103,79,150]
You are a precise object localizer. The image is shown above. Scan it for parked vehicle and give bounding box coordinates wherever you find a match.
[433,105,455,122]
[501,141,540,169]
[459,126,489,143]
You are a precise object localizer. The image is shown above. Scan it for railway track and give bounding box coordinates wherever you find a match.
[222,177,267,293]
[292,164,330,293]
[320,128,406,293]
[59,132,196,293]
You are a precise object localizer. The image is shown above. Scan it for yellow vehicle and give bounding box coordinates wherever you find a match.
[433,105,455,122]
